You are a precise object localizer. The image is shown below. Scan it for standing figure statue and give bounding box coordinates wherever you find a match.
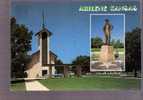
[103,19,113,45]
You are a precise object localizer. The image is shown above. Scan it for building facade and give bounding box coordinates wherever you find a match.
[26,25,57,78]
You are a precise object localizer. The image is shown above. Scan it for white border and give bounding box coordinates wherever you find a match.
[90,13,126,72]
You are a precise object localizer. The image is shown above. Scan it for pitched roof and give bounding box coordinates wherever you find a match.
[31,50,57,58]
[35,28,52,36]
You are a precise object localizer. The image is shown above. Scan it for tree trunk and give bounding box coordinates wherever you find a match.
[49,65,52,78]
[64,66,68,78]
[76,66,81,77]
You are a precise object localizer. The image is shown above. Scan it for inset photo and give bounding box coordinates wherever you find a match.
[90,14,125,72]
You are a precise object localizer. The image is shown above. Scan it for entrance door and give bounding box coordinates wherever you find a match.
[42,70,47,76]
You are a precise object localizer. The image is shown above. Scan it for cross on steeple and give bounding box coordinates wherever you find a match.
[42,10,45,29]
[35,11,52,37]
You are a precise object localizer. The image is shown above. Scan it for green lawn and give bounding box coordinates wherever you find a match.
[39,76,140,91]
[10,80,26,91]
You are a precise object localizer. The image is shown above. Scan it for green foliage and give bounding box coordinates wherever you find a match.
[11,81,26,91]
[91,36,124,48]
[91,37,103,48]
[111,39,124,48]
[11,17,33,78]
[125,27,141,77]
[72,55,90,74]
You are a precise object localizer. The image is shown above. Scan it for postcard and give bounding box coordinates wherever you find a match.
[10,0,141,91]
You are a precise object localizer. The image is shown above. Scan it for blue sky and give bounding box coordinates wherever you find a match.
[11,2,140,63]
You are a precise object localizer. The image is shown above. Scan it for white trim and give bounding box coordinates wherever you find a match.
[123,14,126,71]
[90,13,125,16]
[90,69,122,72]
[40,37,42,66]
[47,36,50,64]
[90,14,92,72]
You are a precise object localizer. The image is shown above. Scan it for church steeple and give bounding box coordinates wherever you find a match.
[35,10,52,66]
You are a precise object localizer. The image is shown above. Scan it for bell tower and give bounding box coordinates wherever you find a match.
[35,11,52,66]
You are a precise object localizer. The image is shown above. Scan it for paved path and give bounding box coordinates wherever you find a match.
[25,80,50,91]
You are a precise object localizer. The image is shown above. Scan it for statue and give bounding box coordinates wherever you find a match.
[103,19,113,45]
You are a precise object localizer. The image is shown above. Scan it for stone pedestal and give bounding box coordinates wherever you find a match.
[99,45,115,64]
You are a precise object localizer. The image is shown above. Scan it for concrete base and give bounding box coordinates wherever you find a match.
[99,45,115,64]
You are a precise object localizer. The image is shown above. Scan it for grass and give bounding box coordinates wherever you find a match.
[39,76,140,91]
[10,80,26,91]
[91,48,124,52]
[91,48,100,52]
[116,48,125,52]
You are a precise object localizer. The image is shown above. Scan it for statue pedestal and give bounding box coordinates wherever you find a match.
[99,45,115,64]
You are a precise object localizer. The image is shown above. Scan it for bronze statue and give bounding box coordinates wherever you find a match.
[103,19,113,45]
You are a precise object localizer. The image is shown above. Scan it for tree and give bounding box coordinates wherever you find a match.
[72,55,90,74]
[91,37,103,48]
[110,39,116,46]
[111,39,124,48]
[11,17,33,78]
[115,39,124,48]
[125,28,141,77]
